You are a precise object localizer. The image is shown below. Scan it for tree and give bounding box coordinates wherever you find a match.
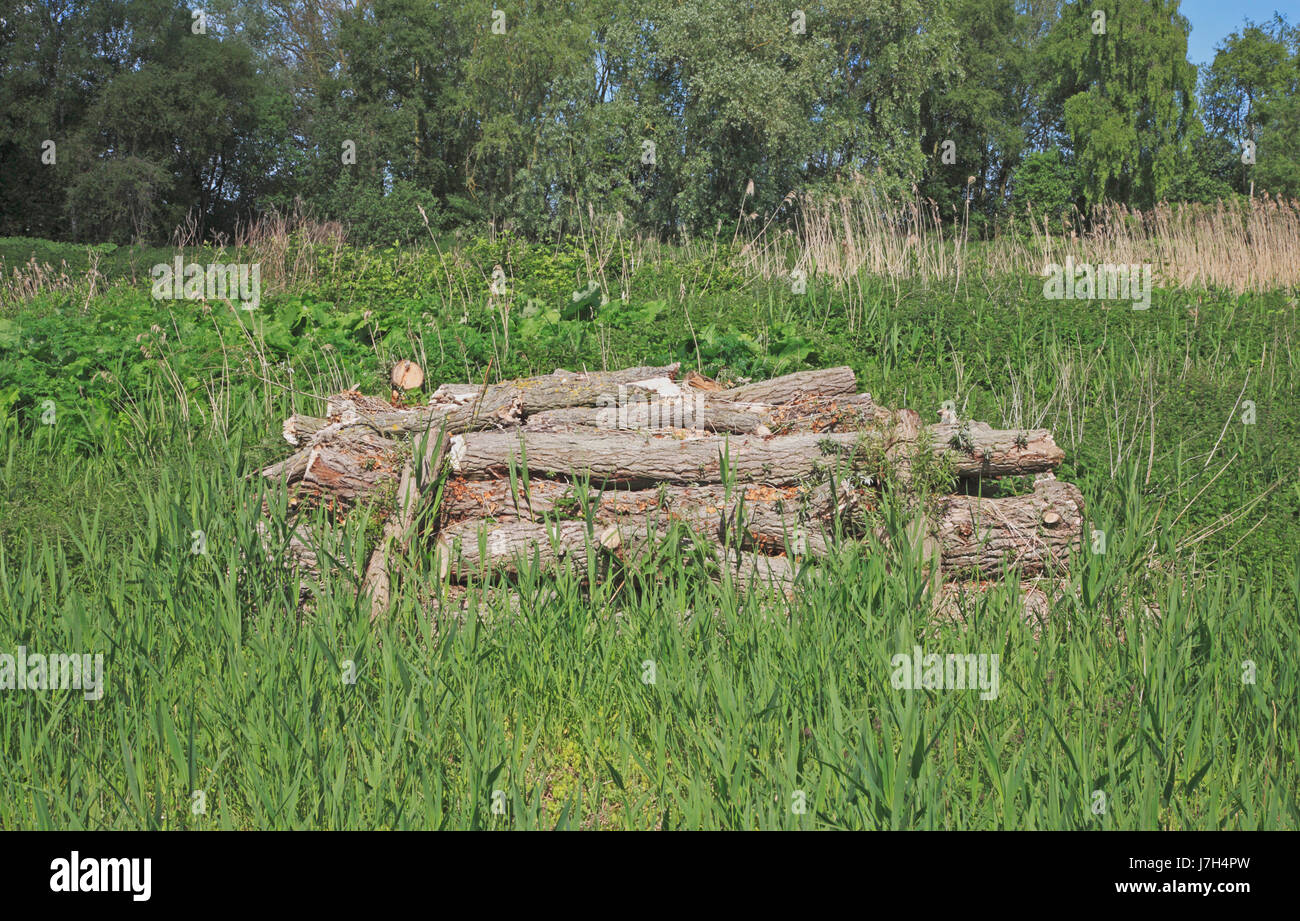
[919,0,1054,222]
[1201,16,1299,196]
[1009,148,1080,229]
[0,0,131,237]
[1041,0,1199,208]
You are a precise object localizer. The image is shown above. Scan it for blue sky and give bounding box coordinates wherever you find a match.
[1179,0,1294,64]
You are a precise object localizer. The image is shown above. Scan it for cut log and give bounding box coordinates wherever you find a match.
[448,429,876,486]
[360,429,449,621]
[707,548,798,597]
[935,476,1083,576]
[928,422,1065,478]
[254,363,1086,612]
[283,396,521,447]
[435,516,798,596]
[261,447,313,482]
[391,360,424,391]
[759,393,887,434]
[440,473,1080,576]
[284,364,684,447]
[436,475,1081,584]
[270,416,1061,513]
[432,363,681,398]
[447,417,1058,486]
[440,478,863,556]
[435,519,638,580]
[714,366,856,404]
[359,461,414,614]
[263,428,402,504]
[429,363,682,418]
[932,578,1065,631]
[524,400,771,435]
[523,391,885,437]
[254,518,351,582]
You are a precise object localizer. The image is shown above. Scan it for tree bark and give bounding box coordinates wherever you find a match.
[523,400,771,435]
[435,518,635,580]
[435,516,797,596]
[758,393,887,434]
[262,428,402,505]
[929,421,1065,478]
[448,419,1059,485]
[283,398,520,447]
[434,476,1081,583]
[934,476,1083,576]
[713,366,856,404]
[522,392,885,436]
[707,548,798,597]
[255,519,353,583]
[440,478,862,556]
[448,429,878,485]
[360,429,449,621]
[430,363,682,417]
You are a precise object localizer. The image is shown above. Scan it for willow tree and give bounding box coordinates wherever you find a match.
[1042,0,1198,208]
[603,0,956,236]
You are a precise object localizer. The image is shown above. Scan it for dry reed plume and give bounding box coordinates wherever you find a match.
[737,190,1300,294]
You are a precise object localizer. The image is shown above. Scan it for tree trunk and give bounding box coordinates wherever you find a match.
[707,548,797,597]
[930,421,1065,478]
[262,428,402,505]
[435,476,1080,581]
[713,366,857,404]
[430,363,682,417]
[435,516,797,596]
[283,398,521,447]
[523,400,770,435]
[757,393,887,433]
[435,518,635,580]
[440,478,863,556]
[522,392,885,436]
[360,429,449,621]
[448,419,1059,485]
[934,477,1083,576]
[447,429,879,485]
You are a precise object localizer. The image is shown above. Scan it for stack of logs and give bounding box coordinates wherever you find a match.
[260,363,1084,617]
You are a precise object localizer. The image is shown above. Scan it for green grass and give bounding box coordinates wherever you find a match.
[0,239,1296,828]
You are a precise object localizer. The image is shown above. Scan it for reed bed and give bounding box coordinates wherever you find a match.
[735,192,1300,295]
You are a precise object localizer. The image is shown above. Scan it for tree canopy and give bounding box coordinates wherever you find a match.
[0,0,1294,244]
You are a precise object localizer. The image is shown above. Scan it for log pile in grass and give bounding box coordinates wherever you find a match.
[260,362,1083,618]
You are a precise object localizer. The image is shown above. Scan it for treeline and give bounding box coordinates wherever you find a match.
[1,0,1297,245]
